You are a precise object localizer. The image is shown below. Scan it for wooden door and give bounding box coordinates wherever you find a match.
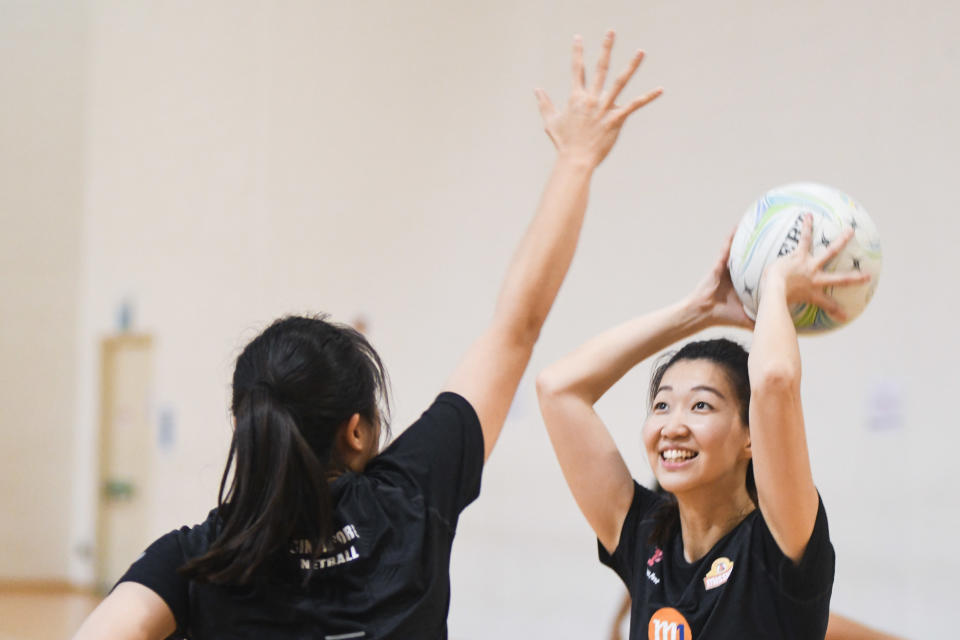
[95,334,154,593]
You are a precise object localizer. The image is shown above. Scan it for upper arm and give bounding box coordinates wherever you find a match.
[370,392,484,519]
[826,612,905,640]
[748,371,820,563]
[536,369,635,553]
[72,582,176,640]
[443,323,535,461]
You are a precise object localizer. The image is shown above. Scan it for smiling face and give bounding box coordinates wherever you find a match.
[642,359,752,497]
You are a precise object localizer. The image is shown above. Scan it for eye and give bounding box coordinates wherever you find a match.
[693,400,712,411]
[653,401,668,411]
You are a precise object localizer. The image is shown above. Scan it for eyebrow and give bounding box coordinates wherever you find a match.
[656,385,726,399]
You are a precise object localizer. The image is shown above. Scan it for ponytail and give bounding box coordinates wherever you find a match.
[180,387,335,584]
[179,315,390,586]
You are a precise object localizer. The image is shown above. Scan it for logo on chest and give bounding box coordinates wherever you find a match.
[702,556,734,591]
[646,547,664,585]
[648,607,692,640]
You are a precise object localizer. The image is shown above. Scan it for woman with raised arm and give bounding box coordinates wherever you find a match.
[538,215,868,639]
[72,32,661,640]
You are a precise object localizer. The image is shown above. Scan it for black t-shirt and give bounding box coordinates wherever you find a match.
[118,392,484,640]
[600,482,835,640]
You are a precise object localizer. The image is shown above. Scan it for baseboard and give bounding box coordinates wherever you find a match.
[0,579,96,595]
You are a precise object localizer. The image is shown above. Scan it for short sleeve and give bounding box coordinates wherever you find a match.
[115,530,192,634]
[114,511,217,636]
[597,481,664,588]
[752,494,835,601]
[365,392,484,528]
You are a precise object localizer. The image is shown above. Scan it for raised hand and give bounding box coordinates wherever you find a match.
[761,214,870,321]
[534,30,662,167]
[688,230,755,329]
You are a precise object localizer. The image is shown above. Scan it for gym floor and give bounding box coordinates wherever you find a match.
[0,588,98,640]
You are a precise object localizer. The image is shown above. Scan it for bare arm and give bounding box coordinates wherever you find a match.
[537,237,753,551]
[609,592,631,640]
[72,582,175,640]
[749,214,870,562]
[826,612,904,640]
[445,31,662,461]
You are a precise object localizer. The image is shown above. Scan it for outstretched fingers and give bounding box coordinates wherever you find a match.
[814,227,856,270]
[798,213,815,255]
[589,30,615,96]
[534,88,556,120]
[810,291,846,320]
[816,270,871,288]
[719,227,737,265]
[601,49,646,111]
[571,35,585,92]
[712,231,735,277]
[615,87,664,123]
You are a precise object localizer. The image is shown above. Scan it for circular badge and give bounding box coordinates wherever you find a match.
[648,607,692,640]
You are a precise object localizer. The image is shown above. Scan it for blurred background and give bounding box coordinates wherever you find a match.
[1,0,956,637]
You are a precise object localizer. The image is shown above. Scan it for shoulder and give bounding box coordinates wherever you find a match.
[115,510,220,634]
[123,509,219,576]
[360,392,485,519]
[598,483,665,568]
[421,391,482,433]
[749,495,835,599]
[367,391,483,476]
[147,509,220,562]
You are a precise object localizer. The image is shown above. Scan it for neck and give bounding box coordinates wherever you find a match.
[674,474,755,563]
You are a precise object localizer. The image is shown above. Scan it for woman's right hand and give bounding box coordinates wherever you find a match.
[760,213,870,321]
[685,231,755,330]
[535,30,662,168]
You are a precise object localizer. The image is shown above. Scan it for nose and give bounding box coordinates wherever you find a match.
[660,412,690,439]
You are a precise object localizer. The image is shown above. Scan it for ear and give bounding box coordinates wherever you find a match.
[338,413,364,453]
[742,431,752,460]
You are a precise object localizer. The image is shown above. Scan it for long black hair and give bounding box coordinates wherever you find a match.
[647,338,757,546]
[179,315,390,585]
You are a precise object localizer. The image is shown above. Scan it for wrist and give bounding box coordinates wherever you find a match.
[674,296,714,333]
[759,267,789,304]
[554,151,598,173]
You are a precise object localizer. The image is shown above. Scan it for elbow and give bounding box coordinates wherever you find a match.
[535,368,563,399]
[536,365,593,404]
[536,365,577,401]
[750,363,801,396]
[492,312,545,352]
[514,311,547,349]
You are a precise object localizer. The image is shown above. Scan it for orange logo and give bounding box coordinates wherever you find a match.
[648,607,692,640]
[702,556,734,591]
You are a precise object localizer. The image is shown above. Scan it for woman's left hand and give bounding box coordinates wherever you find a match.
[761,213,870,322]
[687,230,755,329]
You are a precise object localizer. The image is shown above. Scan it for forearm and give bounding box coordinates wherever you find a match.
[748,274,818,561]
[539,298,709,403]
[748,277,801,386]
[536,299,707,549]
[491,155,594,342]
[826,613,904,640]
[72,583,175,640]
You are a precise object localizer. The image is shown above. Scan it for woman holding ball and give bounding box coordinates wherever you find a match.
[537,214,868,639]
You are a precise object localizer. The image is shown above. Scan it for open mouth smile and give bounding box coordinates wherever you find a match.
[659,448,698,468]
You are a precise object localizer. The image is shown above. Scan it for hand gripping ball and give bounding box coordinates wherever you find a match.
[727,182,882,333]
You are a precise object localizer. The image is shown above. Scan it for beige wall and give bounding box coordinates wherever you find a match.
[2,0,956,636]
[0,0,85,580]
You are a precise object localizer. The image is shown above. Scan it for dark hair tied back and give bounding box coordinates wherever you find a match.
[180,315,390,585]
[646,338,756,546]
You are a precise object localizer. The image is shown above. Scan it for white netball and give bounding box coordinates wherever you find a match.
[727,182,882,333]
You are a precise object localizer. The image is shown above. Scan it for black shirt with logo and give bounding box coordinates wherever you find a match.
[600,482,835,640]
[118,392,484,640]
